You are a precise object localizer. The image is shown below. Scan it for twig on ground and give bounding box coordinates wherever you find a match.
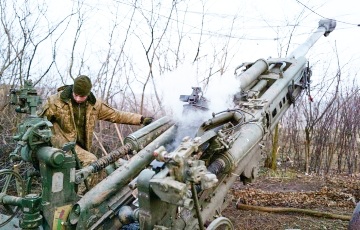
[236,203,351,221]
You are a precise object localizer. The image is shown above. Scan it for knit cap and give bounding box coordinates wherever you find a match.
[73,75,92,96]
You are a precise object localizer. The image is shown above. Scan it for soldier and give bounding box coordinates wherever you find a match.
[39,75,153,188]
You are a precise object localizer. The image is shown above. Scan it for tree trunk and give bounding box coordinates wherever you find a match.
[305,127,311,174]
[271,123,279,171]
[236,203,351,221]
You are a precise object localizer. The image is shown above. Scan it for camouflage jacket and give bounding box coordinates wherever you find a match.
[39,85,142,151]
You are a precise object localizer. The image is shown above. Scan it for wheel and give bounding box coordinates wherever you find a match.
[0,169,25,228]
[206,217,234,230]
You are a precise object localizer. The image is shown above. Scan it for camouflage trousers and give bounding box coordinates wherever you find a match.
[75,145,97,166]
[74,145,103,193]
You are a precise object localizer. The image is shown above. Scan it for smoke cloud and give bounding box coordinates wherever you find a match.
[205,71,240,113]
[156,62,240,149]
[157,63,240,121]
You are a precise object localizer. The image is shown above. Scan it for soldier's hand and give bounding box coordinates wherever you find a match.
[141,116,153,126]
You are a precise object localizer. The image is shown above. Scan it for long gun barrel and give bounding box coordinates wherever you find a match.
[237,19,336,92]
[287,19,336,59]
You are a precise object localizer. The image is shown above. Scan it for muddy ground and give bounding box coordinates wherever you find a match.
[223,169,359,230]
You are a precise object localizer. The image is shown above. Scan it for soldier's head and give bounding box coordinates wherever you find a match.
[73,75,92,103]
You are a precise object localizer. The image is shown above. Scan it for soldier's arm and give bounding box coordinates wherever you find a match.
[97,101,142,125]
[38,97,54,121]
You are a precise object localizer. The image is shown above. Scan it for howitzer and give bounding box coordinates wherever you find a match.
[132,19,337,229]
[0,19,338,229]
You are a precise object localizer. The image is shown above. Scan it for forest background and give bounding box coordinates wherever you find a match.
[1,0,360,176]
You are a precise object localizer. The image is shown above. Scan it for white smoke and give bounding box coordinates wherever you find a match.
[205,72,240,113]
[156,62,208,121]
[156,62,240,149]
[157,63,240,119]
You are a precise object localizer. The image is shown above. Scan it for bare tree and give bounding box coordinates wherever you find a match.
[134,1,177,114]
[303,42,341,174]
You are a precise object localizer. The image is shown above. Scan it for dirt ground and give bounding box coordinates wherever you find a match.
[1,156,359,230]
[223,169,359,230]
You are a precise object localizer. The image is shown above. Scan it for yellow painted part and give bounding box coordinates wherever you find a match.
[53,205,72,230]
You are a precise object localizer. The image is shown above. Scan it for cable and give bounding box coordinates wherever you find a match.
[105,0,334,41]
[294,0,360,26]
[72,0,355,43]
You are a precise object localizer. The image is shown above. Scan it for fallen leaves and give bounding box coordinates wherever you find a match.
[232,174,359,211]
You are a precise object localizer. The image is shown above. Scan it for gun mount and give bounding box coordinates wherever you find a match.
[10,80,42,116]
[180,87,209,112]
[0,19,342,230]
